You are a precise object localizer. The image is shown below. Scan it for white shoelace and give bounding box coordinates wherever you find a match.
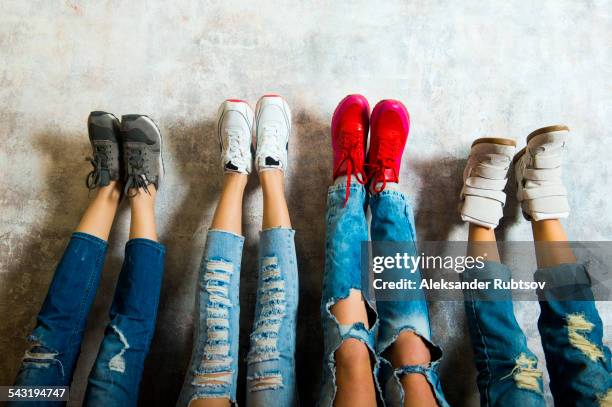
[226,128,248,169]
[259,125,281,161]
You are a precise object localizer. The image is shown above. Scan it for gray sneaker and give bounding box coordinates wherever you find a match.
[86,111,121,189]
[120,115,164,195]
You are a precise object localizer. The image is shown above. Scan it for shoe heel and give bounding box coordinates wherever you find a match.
[471,137,517,148]
[526,124,569,144]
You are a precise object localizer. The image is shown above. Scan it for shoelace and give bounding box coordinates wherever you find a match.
[226,128,248,169]
[85,145,110,190]
[259,126,282,165]
[123,147,151,197]
[333,128,367,207]
[367,131,400,193]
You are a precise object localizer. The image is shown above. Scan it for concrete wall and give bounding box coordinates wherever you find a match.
[1,1,610,405]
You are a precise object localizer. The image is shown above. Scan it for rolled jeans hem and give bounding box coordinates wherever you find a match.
[71,231,109,247]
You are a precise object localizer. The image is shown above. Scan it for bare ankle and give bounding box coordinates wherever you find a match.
[128,186,157,204]
[260,169,284,186]
[96,181,122,201]
[224,172,248,187]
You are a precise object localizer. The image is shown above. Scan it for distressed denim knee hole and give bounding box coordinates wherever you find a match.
[247,256,286,365]
[385,329,439,367]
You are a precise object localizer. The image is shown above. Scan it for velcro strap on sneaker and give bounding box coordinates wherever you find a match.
[471,164,509,180]
[523,167,562,181]
[462,186,507,205]
[465,176,508,191]
[461,195,504,227]
[533,154,562,169]
[519,184,567,201]
[522,196,570,218]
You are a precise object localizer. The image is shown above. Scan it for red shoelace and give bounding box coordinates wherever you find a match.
[333,126,367,206]
[367,131,401,193]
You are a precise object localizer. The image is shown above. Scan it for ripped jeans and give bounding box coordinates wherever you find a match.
[462,261,612,406]
[319,183,449,407]
[177,228,298,406]
[11,232,166,407]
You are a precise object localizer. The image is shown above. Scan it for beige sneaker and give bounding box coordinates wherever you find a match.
[460,137,517,229]
[514,125,570,221]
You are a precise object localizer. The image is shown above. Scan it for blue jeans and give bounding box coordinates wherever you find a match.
[12,232,166,407]
[462,261,612,406]
[177,228,298,406]
[319,183,448,407]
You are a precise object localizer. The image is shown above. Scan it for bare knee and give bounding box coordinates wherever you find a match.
[336,338,372,368]
[388,331,431,367]
[334,338,376,404]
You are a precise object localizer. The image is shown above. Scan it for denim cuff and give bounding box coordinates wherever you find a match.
[208,228,246,241]
[326,182,368,216]
[261,226,296,234]
[370,188,409,201]
[327,181,366,194]
[126,237,166,253]
[71,231,109,247]
[534,262,594,300]
[534,262,591,286]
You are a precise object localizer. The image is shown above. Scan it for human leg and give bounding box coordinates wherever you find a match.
[242,96,298,406]
[84,114,166,407]
[367,100,446,407]
[178,100,253,407]
[459,137,544,406]
[11,113,121,406]
[516,126,612,405]
[319,95,378,407]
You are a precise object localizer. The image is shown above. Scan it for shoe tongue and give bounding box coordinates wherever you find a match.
[382,167,396,180]
[98,170,111,186]
[225,161,239,171]
[265,157,280,166]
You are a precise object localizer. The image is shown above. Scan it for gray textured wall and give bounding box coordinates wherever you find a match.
[1,1,611,406]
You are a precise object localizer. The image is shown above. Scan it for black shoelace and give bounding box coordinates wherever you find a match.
[85,145,110,190]
[123,147,151,197]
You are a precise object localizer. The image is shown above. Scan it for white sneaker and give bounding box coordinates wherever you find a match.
[217,99,254,174]
[254,94,291,172]
[460,138,517,229]
[515,125,570,221]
